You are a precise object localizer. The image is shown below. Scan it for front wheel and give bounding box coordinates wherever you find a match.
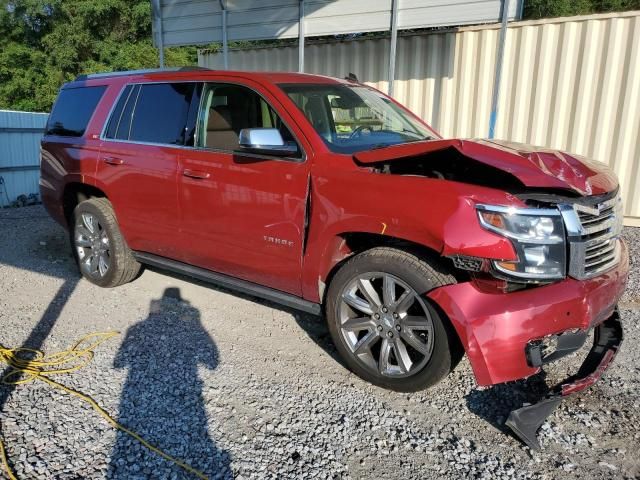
[326,247,462,392]
[72,198,140,288]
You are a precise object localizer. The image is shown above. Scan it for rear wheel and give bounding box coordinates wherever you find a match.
[326,247,461,392]
[72,198,140,287]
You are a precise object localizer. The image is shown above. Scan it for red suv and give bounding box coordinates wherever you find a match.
[41,68,628,448]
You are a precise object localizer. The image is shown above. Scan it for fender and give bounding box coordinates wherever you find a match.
[301,164,520,303]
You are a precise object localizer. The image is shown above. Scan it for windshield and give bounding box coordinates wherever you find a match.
[280,83,437,154]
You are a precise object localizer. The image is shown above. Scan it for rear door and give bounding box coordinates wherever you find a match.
[97,82,196,260]
[178,81,311,295]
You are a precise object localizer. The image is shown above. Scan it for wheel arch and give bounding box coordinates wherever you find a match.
[315,231,464,306]
[62,182,107,226]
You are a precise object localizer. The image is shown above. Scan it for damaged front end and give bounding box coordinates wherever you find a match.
[352,138,628,449]
[353,138,619,197]
[506,311,623,450]
[428,230,628,449]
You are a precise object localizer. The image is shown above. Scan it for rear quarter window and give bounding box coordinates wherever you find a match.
[104,84,135,140]
[45,86,107,137]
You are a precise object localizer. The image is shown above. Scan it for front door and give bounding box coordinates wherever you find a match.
[178,81,310,295]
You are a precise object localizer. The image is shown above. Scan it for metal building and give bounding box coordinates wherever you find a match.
[152,0,521,94]
[0,110,48,206]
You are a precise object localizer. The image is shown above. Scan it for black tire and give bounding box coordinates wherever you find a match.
[71,198,140,288]
[326,247,463,392]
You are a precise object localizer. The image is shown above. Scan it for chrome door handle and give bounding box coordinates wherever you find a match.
[183,169,210,179]
[103,157,124,165]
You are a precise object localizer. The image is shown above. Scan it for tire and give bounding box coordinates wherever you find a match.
[326,247,462,392]
[71,197,140,288]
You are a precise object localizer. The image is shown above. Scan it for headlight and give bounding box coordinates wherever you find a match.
[477,205,566,282]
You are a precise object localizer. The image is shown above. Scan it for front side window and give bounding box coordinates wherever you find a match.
[280,84,436,154]
[45,86,107,137]
[196,83,300,157]
[105,82,195,145]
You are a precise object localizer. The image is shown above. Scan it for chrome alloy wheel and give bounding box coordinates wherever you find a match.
[74,213,111,278]
[338,272,435,378]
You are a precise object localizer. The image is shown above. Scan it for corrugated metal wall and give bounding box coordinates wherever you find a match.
[199,11,640,226]
[0,110,48,207]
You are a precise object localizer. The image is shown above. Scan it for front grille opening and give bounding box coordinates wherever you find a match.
[569,195,621,279]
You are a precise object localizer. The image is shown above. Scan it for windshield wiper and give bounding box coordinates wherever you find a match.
[368,138,433,151]
[369,143,397,150]
[399,128,432,140]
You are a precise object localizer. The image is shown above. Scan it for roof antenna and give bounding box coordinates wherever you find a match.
[345,72,359,82]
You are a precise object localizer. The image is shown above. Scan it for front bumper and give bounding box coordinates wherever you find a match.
[506,311,622,449]
[427,240,628,386]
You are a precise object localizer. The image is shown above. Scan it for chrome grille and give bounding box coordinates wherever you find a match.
[576,203,616,236]
[560,194,623,280]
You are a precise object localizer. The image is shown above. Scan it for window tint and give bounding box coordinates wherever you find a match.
[104,85,134,139]
[45,86,106,137]
[115,85,138,140]
[196,83,299,157]
[128,83,195,145]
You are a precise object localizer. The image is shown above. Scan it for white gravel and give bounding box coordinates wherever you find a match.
[1,205,639,479]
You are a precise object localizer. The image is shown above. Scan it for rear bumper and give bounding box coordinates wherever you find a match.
[428,240,629,386]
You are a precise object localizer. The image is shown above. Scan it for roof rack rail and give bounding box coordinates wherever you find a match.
[74,66,210,82]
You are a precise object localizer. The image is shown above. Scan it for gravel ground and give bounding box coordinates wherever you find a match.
[1,205,639,480]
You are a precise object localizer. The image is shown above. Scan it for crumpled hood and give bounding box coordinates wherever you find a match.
[353,138,618,196]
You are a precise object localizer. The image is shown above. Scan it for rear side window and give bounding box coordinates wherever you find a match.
[104,85,134,140]
[45,86,106,137]
[105,82,195,145]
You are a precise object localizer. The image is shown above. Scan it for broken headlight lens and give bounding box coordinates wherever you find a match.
[477,205,566,282]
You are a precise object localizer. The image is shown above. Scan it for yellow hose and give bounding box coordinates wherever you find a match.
[0,332,208,480]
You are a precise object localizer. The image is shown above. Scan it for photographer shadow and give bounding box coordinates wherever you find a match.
[108,287,231,479]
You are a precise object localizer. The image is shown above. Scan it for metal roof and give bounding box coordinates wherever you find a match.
[152,0,521,47]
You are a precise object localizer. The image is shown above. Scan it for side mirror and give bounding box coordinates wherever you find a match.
[238,128,299,157]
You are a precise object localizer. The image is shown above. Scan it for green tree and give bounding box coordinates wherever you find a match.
[524,0,640,19]
[0,0,198,111]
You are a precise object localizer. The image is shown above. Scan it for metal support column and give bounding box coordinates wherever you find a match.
[488,0,509,139]
[298,0,305,73]
[220,0,229,69]
[152,0,165,67]
[387,0,399,96]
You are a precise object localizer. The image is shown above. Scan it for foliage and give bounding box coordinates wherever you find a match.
[524,0,640,19]
[0,0,198,112]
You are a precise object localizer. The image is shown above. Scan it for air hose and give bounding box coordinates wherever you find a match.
[0,332,209,480]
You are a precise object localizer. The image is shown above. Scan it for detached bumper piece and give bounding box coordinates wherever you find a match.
[505,311,623,450]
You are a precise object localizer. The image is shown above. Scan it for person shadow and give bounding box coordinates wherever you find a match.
[107,287,231,479]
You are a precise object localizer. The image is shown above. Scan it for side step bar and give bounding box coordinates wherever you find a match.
[133,251,322,316]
